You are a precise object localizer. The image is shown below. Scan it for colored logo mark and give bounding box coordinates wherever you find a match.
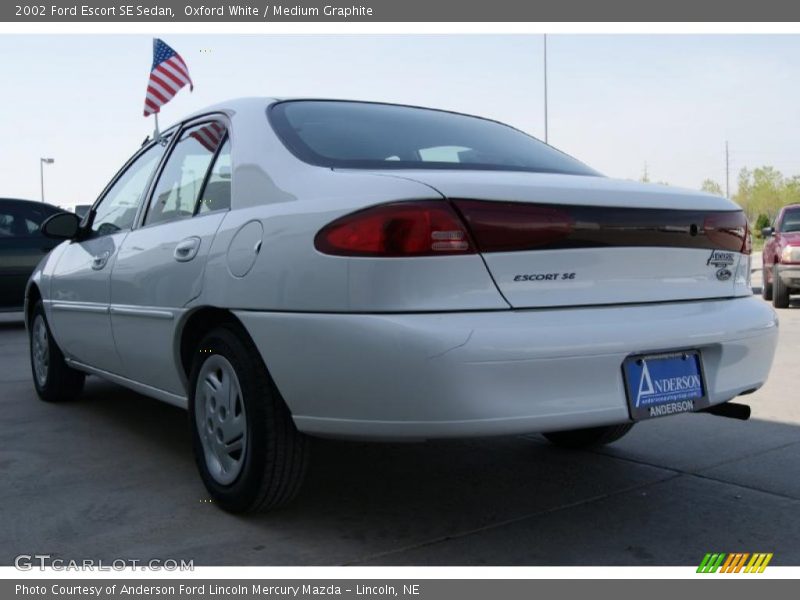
[697,552,773,573]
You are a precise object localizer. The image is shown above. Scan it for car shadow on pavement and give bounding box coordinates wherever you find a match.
[7,373,798,567]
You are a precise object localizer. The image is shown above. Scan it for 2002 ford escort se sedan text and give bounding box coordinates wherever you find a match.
[26,99,779,512]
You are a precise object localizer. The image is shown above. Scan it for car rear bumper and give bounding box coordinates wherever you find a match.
[235,296,778,440]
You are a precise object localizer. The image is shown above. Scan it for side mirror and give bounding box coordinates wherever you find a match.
[761,226,775,238]
[73,204,92,219]
[41,212,81,240]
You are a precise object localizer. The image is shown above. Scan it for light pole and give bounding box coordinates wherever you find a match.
[543,34,549,144]
[40,158,54,203]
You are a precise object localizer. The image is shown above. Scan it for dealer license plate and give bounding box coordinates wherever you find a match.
[622,350,709,421]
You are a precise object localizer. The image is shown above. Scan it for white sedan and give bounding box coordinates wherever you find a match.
[27,98,778,512]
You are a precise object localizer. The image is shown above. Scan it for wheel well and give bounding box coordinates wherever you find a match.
[26,284,42,328]
[178,307,242,381]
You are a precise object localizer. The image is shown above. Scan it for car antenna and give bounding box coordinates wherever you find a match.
[141,135,151,147]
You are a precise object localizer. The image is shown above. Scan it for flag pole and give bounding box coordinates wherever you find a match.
[153,112,160,140]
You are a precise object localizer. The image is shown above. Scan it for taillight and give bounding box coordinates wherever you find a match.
[316,201,753,257]
[744,222,752,255]
[314,201,475,257]
[703,211,750,255]
[453,200,573,252]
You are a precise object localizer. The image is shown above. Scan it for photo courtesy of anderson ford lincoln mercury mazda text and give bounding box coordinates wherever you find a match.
[25,99,779,513]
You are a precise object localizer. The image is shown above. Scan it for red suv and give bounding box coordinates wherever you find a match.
[763,203,800,308]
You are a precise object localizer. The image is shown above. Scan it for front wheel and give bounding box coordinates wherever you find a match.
[762,266,773,301]
[29,301,85,402]
[188,324,309,513]
[773,265,790,309]
[543,423,634,448]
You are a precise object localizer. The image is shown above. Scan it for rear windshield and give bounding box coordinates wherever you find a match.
[269,100,598,176]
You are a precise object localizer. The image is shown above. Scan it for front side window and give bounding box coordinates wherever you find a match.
[144,121,227,226]
[92,141,168,237]
[269,100,598,176]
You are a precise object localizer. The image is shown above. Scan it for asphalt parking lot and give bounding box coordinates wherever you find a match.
[1,255,799,566]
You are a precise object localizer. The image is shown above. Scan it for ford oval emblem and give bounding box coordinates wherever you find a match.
[716,267,733,281]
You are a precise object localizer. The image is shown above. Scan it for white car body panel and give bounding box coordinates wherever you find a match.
[482,247,741,308]
[47,231,127,373]
[110,211,227,394]
[25,97,779,441]
[236,296,777,439]
[361,169,733,211]
[201,178,509,313]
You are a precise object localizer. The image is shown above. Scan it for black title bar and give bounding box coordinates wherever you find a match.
[4,0,800,22]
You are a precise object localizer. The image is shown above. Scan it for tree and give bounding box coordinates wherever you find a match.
[733,166,794,223]
[755,214,771,237]
[700,179,723,196]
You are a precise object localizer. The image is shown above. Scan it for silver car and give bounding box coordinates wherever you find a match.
[27,98,777,512]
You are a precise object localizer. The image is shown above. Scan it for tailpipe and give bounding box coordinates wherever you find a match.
[699,402,751,421]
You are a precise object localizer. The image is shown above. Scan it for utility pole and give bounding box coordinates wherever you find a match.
[543,34,549,144]
[725,141,730,198]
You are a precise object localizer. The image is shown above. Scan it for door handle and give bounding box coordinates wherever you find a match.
[91,251,110,270]
[174,236,201,262]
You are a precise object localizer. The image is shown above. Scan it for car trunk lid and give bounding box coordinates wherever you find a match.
[356,170,751,308]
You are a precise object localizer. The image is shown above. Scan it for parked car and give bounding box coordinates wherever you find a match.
[0,198,64,311]
[762,203,800,308]
[26,99,778,512]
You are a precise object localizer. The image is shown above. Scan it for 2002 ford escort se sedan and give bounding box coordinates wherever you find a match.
[26,98,778,512]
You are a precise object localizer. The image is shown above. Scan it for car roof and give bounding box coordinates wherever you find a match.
[166,97,511,133]
[0,198,63,211]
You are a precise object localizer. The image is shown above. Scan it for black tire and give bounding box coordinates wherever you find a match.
[29,301,85,402]
[773,265,790,309]
[188,323,309,513]
[543,423,634,449]
[762,266,773,301]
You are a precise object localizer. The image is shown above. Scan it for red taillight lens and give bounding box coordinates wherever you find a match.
[744,222,752,255]
[704,211,750,255]
[314,201,475,257]
[453,200,574,252]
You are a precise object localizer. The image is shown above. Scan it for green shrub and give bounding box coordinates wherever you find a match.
[755,213,771,237]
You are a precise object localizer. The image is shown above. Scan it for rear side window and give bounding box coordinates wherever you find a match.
[269,100,597,176]
[0,204,55,238]
[197,138,231,214]
[145,121,227,226]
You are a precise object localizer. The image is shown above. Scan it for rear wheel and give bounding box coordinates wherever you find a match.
[773,265,790,308]
[762,265,773,301]
[188,324,309,513]
[29,301,85,402]
[543,423,634,448]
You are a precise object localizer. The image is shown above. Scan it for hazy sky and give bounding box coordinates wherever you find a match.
[2,34,799,208]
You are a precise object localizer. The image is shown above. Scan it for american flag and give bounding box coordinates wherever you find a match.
[189,122,226,152]
[143,38,193,117]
